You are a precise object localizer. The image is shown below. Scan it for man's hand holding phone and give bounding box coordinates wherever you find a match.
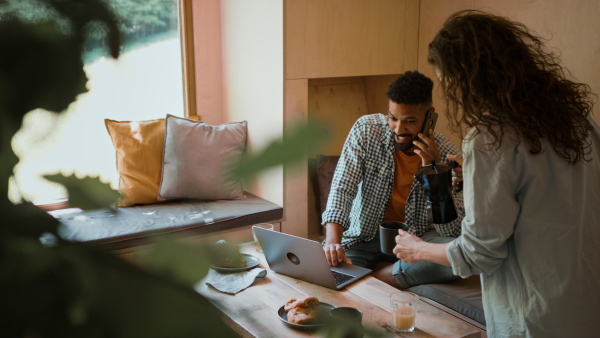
[413,111,440,166]
[413,128,440,166]
[415,111,438,144]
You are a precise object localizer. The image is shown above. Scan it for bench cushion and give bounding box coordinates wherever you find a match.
[371,262,485,326]
[57,192,282,251]
[409,275,485,325]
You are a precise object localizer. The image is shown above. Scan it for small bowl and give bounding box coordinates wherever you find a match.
[330,307,363,323]
[329,307,364,338]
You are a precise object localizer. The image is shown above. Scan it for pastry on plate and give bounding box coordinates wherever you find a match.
[284,296,321,324]
[287,305,322,324]
[284,296,319,311]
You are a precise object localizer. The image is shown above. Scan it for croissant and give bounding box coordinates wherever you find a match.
[284,296,321,324]
[287,306,322,324]
[284,296,319,311]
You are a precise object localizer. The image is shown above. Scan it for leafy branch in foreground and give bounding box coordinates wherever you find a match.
[43,174,119,211]
[237,119,331,179]
[2,1,335,336]
[0,1,236,336]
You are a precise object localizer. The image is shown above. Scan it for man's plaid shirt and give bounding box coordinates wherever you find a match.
[322,114,465,250]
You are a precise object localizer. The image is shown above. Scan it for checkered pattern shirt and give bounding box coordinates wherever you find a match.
[322,114,465,249]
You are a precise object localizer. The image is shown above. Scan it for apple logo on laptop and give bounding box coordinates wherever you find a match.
[287,252,300,265]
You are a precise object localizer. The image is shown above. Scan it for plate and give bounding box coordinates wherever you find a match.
[277,302,336,331]
[210,254,260,272]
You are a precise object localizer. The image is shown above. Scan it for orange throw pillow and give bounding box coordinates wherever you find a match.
[105,115,201,207]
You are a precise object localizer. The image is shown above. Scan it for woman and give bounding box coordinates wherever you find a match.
[394,10,600,337]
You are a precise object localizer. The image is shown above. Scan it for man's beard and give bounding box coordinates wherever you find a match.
[392,133,415,152]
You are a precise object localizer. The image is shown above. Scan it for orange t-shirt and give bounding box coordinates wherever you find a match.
[383,150,422,222]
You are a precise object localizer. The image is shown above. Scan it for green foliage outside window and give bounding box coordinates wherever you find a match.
[0,0,180,62]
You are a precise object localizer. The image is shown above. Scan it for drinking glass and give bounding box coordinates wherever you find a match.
[390,291,419,333]
[252,223,273,252]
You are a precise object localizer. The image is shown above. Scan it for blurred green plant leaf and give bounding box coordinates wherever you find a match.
[43,174,118,210]
[138,238,214,286]
[237,120,330,178]
[2,1,239,336]
[1,201,59,237]
[139,238,247,287]
[50,0,121,58]
[1,237,238,337]
[320,322,390,338]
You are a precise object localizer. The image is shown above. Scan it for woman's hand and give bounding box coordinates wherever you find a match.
[393,229,425,264]
[413,129,440,166]
[447,154,464,188]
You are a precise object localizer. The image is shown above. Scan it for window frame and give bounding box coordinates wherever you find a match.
[179,0,196,117]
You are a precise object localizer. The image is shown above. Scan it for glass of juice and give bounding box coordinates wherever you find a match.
[390,291,419,333]
[252,223,273,252]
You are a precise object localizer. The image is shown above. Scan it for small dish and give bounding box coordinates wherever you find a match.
[210,254,260,272]
[277,302,336,331]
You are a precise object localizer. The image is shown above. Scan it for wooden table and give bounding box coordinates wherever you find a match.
[196,243,486,338]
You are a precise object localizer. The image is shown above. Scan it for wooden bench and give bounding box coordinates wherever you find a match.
[55,192,283,263]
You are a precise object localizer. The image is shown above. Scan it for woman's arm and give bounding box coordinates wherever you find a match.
[393,229,451,266]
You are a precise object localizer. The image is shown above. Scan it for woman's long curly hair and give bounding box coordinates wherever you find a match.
[427,10,595,165]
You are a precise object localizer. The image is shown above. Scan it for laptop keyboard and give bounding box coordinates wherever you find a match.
[332,270,354,286]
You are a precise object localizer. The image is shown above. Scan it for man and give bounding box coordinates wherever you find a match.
[321,70,464,288]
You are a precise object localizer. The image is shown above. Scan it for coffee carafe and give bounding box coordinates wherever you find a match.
[415,161,459,224]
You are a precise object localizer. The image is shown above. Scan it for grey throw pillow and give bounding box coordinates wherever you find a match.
[158,115,247,200]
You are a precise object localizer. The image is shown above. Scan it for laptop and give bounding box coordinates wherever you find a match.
[253,227,371,290]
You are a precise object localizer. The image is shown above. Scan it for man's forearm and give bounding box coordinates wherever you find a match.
[325,222,345,245]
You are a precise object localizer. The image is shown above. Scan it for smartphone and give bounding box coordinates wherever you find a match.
[415,111,438,143]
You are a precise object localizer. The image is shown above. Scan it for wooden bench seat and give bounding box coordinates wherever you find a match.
[56,192,283,252]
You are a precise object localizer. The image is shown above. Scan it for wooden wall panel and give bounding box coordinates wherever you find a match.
[305,77,371,238]
[285,0,420,79]
[402,0,420,71]
[283,79,309,238]
[308,78,369,156]
[365,74,401,116]
[306,74,401,158]
[418,0,600,148]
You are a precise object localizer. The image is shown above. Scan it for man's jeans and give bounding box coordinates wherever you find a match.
[344,230,458,288]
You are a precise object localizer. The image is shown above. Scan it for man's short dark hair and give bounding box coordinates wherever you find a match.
[386,70,433,105]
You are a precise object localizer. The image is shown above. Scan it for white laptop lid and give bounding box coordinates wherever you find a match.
[253,227,371,290]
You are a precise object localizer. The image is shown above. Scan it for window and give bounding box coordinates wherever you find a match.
[6,0,190,205]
